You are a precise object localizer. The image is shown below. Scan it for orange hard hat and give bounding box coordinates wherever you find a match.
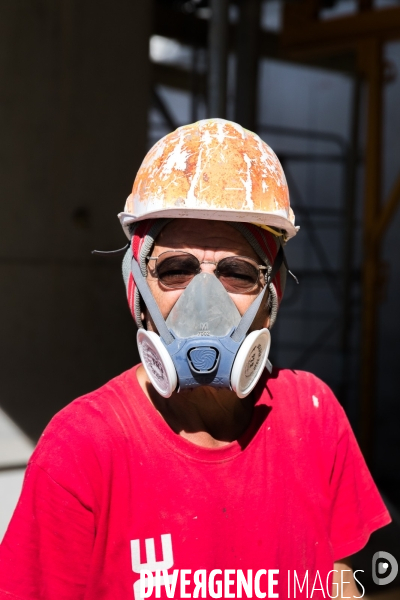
[119,119,297,241]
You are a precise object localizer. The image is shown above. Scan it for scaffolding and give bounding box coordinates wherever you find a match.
[150,0,400,463]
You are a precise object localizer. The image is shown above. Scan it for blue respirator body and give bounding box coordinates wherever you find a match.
[131,252,283,398]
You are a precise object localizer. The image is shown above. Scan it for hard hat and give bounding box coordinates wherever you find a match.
[118,118,298,241]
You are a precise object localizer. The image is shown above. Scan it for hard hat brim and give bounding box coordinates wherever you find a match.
[118,208,298,241]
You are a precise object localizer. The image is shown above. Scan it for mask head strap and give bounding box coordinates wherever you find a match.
[231,244,285,343]
[130,240,295,347]
[130,256,175,345]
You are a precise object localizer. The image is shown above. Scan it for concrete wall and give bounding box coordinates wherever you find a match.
[0,0,151,440]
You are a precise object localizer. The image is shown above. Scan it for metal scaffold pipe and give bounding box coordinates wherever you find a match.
[235,0,261,131]
[359,38,383,463]
[208,0,229,118]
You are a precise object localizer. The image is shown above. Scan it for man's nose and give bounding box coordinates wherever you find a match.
[199,260,217,275]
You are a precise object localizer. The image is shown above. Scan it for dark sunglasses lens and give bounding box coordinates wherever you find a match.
[156,252,200,288]
[217,257,260,292]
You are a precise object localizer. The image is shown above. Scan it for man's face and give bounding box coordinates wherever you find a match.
[144,219,271,332]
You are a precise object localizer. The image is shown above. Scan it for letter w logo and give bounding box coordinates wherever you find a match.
[131,534,174,600]
[131,534,173,572]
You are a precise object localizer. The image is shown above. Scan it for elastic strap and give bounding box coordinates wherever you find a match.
[92,243,130,256]
[131,243,294,347]
[281,251,299,284]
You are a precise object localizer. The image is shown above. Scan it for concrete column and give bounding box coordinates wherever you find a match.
[0,0,152,439]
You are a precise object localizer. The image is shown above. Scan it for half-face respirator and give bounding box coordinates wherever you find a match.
[131,247,284,398]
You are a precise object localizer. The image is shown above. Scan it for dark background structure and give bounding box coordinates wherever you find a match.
[1,0,400,595]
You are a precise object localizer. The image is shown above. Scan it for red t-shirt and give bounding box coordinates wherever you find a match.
[0,366,390,599]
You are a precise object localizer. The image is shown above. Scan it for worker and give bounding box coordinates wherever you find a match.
[0,119,390,599]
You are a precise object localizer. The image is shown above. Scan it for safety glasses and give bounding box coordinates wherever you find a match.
[147,250,268,293]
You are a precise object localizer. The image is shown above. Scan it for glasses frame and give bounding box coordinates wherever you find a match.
[147,250,268,292]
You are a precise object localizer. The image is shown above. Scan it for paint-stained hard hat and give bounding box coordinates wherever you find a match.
[119,118,298,241]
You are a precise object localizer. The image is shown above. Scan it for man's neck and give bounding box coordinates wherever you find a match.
[136,365,254,448]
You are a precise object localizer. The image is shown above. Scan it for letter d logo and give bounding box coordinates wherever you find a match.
[372,551,398,586]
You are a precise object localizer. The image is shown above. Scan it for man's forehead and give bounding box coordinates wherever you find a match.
[157,219,241,242]
[153,219,254,252]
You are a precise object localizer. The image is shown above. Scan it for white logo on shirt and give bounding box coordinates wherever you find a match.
[131,534,174,599]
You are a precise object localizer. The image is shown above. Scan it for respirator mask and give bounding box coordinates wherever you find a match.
[131,245,285,398]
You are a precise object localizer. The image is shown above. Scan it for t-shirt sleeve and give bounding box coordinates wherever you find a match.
[327,400,391,561]
[0,395,107,600]
[0,462,95,600]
